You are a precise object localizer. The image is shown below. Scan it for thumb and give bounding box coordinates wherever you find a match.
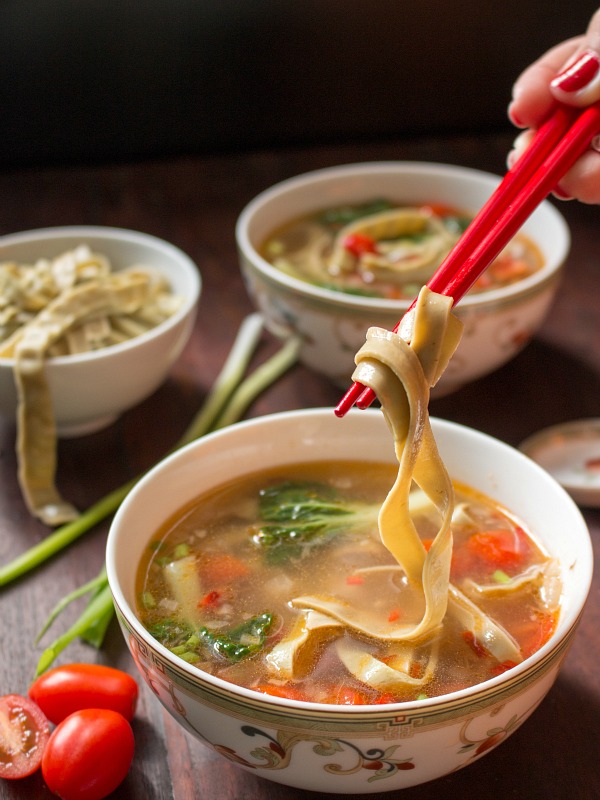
[550,9,600,106]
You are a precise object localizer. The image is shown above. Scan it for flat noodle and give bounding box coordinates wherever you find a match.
[447,586,521,664]
[291,288,462,642]
[266,611,342,680]
[65,317,113,354]
[0,246,112,345]
[461,561,560,601]
[271,288,527,688]
[15,354,79,526]
[2,271,151,357]
[13,273,153,524]
[335,636,440,693]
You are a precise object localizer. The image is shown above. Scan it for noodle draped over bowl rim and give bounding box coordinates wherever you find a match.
[0,245,183,525]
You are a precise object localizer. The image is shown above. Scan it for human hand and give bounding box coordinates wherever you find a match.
[507,8,600,203]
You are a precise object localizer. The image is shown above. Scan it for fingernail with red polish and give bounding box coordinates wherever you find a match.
[551,49,600,94]
[507,103,524,128]
[553,185,574,201]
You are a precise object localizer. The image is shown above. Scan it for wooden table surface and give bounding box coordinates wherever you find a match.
[0,133,598,800]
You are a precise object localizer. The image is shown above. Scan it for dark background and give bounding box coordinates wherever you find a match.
[1,0,598,168]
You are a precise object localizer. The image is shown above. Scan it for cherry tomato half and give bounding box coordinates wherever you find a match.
[0,694,50,780]
[41,708,134,800]
[29,663,138,724]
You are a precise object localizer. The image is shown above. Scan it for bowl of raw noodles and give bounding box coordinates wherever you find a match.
[236,161,570,395]
[0,226,200,526]
[106,322,591,795]
[0,226,200,438]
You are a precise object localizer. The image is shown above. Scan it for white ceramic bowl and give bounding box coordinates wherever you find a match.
[236,162,570,394]
[0,226,201,436]
[106,409,592,794]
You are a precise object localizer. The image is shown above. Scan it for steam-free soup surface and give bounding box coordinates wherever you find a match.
[260,200,544,299]
[136,461,559,705]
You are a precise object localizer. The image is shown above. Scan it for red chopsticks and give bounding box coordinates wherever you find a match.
[334,100,600,418]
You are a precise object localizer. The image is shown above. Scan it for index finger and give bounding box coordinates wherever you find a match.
[508,37,583,129]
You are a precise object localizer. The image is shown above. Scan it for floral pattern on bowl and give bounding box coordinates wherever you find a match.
[117,602,576,793]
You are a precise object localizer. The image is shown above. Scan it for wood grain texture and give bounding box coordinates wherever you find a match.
[0,133,598,800]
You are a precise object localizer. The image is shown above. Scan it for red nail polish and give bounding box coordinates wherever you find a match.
[508,104,524,127]
[551,49,600,93]
[553,185,573,200]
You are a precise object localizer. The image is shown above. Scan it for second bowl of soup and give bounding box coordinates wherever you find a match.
[236,162,570,394]
[106,408,591,794]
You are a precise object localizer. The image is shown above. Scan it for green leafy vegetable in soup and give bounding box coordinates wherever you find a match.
[260,199,543,299]
[252,480,380,563]
[199,613,274,662]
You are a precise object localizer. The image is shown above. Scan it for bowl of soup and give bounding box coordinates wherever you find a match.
[106,408,591,794]
[236,162,570,394]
